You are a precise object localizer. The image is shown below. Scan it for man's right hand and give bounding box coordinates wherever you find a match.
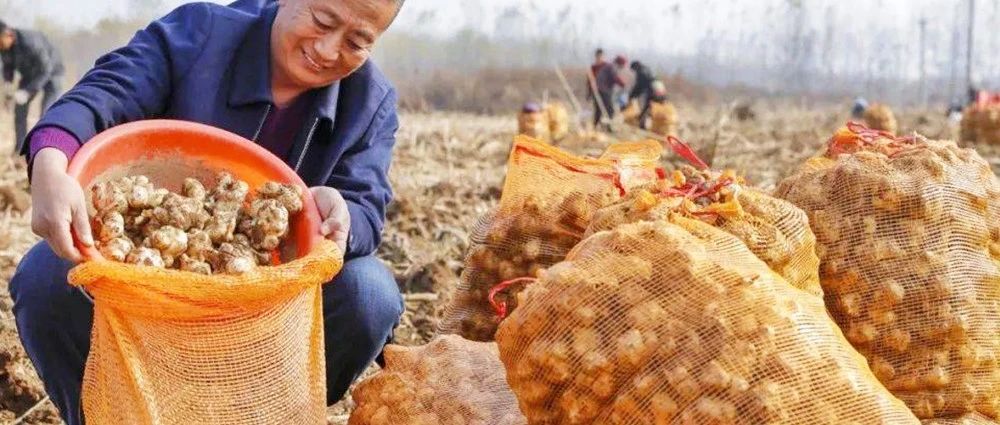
[30,148,94,263]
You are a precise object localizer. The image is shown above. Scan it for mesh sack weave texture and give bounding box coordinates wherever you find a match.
[650,101,679,137]
[922,413,1000,425]
[495,219,918,424]
[518,111,550,142]
[68,239,343,425]
[775,125,1000,419]
[439,136,662,341]
[349,335,526,425]
[863,103,899,135]
[545,102,570,141]
[586,168,822,296]
[961,105,1000,145]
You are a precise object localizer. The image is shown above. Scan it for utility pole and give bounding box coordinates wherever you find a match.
[948,5,960,102]
[966,0,975,95]
[919,18,927,106]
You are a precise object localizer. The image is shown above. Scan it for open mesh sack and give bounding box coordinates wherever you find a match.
[546,102,571,141]
[863,103,899,135]
[68,239,342,424]
[586,165,821,296]
[349,335,525,425]
[776,124,1000,420]
[961,105,1000,145]
[439,136,661,341]
[495,219,918,424]
[650,101,679,137]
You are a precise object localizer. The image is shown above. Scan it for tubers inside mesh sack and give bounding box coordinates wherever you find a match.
[349,335,526,425]
[776,124,1000,420]
[440,137,662,342]
[496,219,919,425]
[587,165,822,296]
[447,190,617,341]
[90,172,304,275]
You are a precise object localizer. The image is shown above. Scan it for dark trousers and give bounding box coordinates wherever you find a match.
[637,94,652,130]
[14,77,62,154]
[9,242,403,425]
[592,91,615,130]
[637,93,668,130]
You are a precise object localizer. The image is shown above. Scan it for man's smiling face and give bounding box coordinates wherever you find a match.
[272,0,399,90]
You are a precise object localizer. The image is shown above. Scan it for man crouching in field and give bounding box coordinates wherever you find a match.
[9,0,405,423]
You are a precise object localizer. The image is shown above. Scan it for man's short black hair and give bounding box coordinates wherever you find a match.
[0,20,8,34]
[595,48,604,56]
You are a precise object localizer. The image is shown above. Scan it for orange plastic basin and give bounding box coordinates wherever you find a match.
[67,119,322,261]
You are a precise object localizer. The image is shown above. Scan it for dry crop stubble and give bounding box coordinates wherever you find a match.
[0,106,996,424]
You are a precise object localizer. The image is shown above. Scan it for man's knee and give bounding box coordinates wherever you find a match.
[10,242,81,323]
[323,256,403,345]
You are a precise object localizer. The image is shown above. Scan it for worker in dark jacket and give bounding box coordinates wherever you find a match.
[628,60,666,129]
[0,20,64,153]
[9,1,406,423]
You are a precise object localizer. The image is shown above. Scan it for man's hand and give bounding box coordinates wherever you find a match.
[310,186,350,254]
[31,148,94,262]
[14,90,30,105]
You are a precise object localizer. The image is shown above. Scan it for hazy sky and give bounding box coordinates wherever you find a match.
[5,0,997,92]
[8,0,944,32]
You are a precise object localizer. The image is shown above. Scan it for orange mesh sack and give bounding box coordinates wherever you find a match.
[62,120,345,424]
[495,219,918,424]
[68,240,342,424]
[439,136,661,341]
[587,165,822,296]
[349,335,526,425]
[863,103,899,135]
[650,101,678,137]
[545,102,570,141]
[775,124,1000,420]
[961,105,1000,145]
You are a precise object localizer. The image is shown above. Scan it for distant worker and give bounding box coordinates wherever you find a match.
[851,97,868,119]
[628,60,667,129]
[592,54,627,130]
[0,20,64,153]
[968,86,981,106]
[586,48,608,128]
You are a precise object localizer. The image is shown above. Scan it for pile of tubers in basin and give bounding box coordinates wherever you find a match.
[90,172,303,275]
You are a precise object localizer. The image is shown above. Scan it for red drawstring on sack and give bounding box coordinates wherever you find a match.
[488,277,538,319]
[829,122,918,158]
[666,135,709,170]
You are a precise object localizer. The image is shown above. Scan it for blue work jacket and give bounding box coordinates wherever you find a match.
[28,0,399,259]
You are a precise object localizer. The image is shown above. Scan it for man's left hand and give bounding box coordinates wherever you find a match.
[310,186,350,254]
[14,90,30,105]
